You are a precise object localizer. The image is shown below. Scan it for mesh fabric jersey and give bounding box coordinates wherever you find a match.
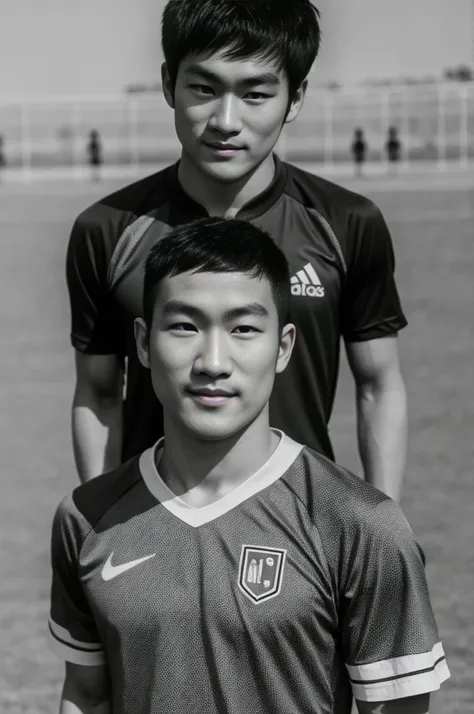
[49,431,449,713]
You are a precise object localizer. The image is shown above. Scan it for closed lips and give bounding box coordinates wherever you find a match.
[205,142,242,149]
[188,389,235,396]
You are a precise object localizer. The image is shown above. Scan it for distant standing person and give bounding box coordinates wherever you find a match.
[87,129,103,181]
[386,126,401,174]
[351,128,367,177]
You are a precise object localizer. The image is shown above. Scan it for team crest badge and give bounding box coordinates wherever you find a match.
[238,545,287,604]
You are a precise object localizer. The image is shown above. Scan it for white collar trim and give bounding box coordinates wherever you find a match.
[139,430,303,528]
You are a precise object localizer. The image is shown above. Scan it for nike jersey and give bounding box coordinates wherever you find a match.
[49,432,449,714]
[66,156,407,462]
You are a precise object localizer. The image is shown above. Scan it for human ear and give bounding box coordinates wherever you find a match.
[275,323,297,374]
[134,317,151,369]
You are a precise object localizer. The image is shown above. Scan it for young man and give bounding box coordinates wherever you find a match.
[50,218,449,714]
[68,0,408,500]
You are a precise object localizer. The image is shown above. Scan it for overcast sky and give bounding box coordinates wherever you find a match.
[0,0,472,96]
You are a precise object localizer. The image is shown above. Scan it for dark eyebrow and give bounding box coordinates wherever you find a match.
[224,303,270,320]
[184,65,281,88]
[162,300,270,320]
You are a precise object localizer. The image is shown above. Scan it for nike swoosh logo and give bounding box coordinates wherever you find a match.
[101,552,156,582]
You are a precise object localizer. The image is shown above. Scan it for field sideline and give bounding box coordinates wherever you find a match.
[0,166,472,712]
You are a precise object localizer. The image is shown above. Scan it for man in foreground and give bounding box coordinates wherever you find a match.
[68,0,407,501]
[51,219,449,713]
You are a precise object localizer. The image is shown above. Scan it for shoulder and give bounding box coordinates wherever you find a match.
[282,446,417,572]
[53,457,143,545]
[283,161,382,225]
[283,445,401,535]
[71,166,173,242]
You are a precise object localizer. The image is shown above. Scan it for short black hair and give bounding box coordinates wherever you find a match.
[143,217,290,331]
[161,0,321,102]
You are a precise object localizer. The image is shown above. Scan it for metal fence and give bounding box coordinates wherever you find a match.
[0,83,473,178]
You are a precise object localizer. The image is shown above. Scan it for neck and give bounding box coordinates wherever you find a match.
[178,152,276,218]
[158,409,280,507]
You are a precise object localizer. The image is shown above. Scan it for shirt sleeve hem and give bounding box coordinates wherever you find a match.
[343,316,408,343]
[70,333,118,355]
[347,642,450,702]
[352,659,450,701]
[48,630,105,666]
[48,620,105,666]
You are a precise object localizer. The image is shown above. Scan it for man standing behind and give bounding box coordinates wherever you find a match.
[67,0,407,499]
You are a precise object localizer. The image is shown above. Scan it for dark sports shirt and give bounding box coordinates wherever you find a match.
[49,431,449,713]
[66,155,407,461]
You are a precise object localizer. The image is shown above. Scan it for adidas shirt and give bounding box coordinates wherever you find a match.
[49,431,449,713]
[66,156,407,462]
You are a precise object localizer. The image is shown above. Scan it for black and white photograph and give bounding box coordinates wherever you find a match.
[0,1,472,712]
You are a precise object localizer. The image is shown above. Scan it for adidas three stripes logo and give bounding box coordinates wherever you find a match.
[290,263,325,298]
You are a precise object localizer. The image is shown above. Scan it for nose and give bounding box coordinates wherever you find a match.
[208,94,243,135]
[193,330,233,378]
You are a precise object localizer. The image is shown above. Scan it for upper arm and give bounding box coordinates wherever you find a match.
[66,213,124,356]
[62,662,110,707]
[345,336,403,387]
[49,497,106,667]
[340,199,407,343]
[356,693,430,714]
[74,351,123,401]
[342,499,450,703]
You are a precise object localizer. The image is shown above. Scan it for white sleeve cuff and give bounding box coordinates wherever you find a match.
[48,619,105,667]
[346,642,450,702]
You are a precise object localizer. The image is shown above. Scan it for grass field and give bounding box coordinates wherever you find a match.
[0,167,473,712]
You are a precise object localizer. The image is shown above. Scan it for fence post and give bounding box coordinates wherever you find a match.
[460,85,469,167]
[380,90,390,167]
[400,89,410,170]
[437,85,446,170]
[323,93,333,168]
[128,96,139,172]
[71,101,83,180]
[20,102,32,181]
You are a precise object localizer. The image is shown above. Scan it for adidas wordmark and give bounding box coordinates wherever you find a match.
[290,263,325,298]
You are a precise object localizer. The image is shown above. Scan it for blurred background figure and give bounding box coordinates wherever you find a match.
[386,125,402,174]
[87,129,103,181]
[351,127,367,177]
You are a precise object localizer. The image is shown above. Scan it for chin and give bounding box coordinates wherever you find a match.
[200,161,253,184]
[190,150,261,182]
[184,418,247,442]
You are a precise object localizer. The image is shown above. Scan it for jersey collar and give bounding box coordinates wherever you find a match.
[139,430,303,528]
[164,153,288,221]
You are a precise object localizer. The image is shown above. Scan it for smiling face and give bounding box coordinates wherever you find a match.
[162,51,306,184]
[135,270,295,442]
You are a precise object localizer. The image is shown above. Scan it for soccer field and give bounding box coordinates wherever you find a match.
[0,168,472,713]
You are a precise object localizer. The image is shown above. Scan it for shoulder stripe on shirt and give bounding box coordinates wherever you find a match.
[107,214,158,290]
[306,207,347,274]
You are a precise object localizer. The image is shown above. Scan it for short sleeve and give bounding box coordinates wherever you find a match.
[341,200,407,342]
[341,499,450,702]
[48,495,105,666]
[66,214,124,355]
